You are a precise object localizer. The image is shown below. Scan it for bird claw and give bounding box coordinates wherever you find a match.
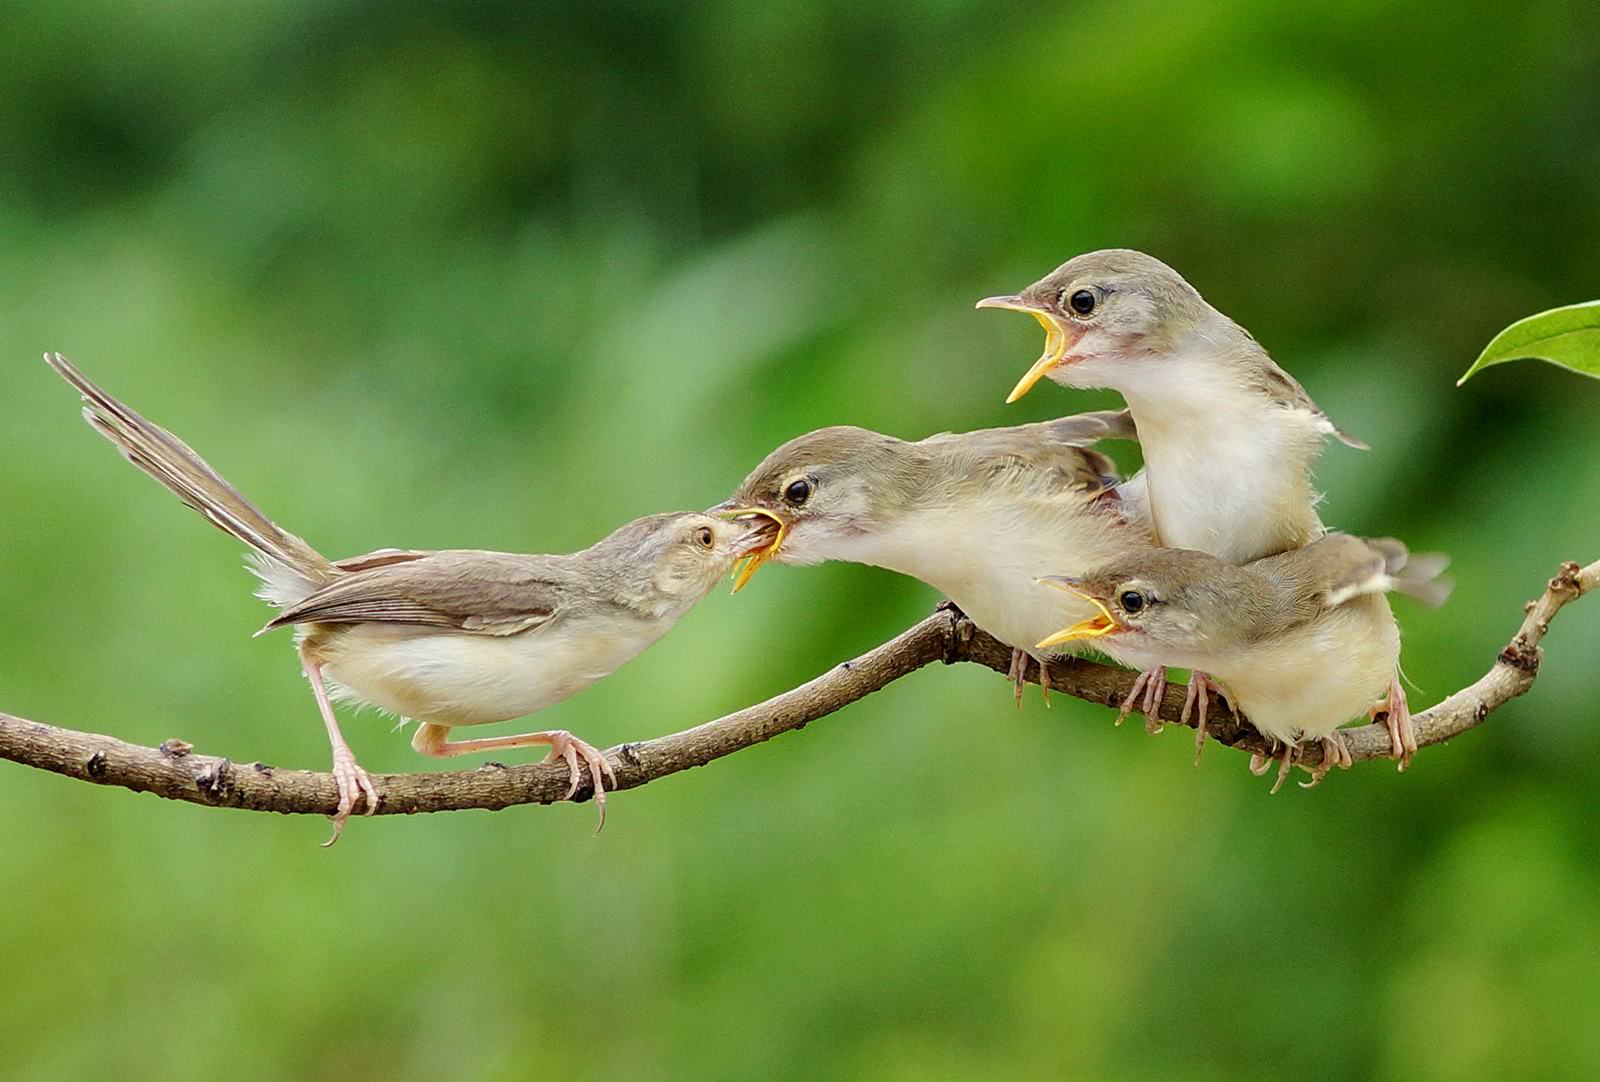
[1179,670,1234,764]
[1008,648,1026,709]
[1115,667,1165,729]
[1007,648,1051,707]
[1299,733,1353,789]
[542,731,619,832]
[1370,673,1416,771]
[1248,741,1296,794]
[323,745,380,847]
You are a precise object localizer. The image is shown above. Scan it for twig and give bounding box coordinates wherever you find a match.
[1,559,1594,818]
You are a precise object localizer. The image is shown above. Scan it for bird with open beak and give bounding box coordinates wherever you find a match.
[716,411,1155,702]
[975,249,1424,761]
[1035,533,1451,787]
[978,248,1365,561]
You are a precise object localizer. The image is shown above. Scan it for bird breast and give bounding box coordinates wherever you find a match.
[1115,353,1328,561]
[314,614,667,727]
[1214,596,1400,745]
[820,497,1145,654]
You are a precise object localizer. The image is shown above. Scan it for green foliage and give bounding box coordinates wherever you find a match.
[1458,301,1600,385]
[0,3,1598,1080]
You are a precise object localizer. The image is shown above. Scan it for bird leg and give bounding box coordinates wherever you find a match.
[1114,666,1166,732]
[1369,673,1416,771]
[412,722,618,831]
[299,644,380,846]
[1299,732,1353,789]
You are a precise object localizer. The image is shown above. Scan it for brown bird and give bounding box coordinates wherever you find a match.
[48,354,774,841]
[1037,533,1450,787]
[717,411,1155,701]
[976,250,1430,762]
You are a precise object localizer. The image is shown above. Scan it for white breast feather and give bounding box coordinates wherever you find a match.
[1115,354,1328,562]
[816,496,1142,656]
[318,614,667,727]
[1212,597,1399,746]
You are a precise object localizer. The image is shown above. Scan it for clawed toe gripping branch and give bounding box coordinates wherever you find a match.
[2,559,1595,822]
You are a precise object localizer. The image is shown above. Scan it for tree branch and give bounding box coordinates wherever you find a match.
[2,559,1594,818]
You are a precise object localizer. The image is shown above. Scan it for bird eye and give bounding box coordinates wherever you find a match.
[1119,590,1145,614]
[695,527,715,549]
[1067,289,1097,316]
[783,478,813,506]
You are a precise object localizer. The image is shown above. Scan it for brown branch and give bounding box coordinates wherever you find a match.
[2,559,1594,819]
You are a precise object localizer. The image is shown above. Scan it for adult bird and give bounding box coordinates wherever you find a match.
[48,354,774,841]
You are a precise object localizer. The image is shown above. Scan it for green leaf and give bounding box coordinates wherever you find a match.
[1457,300,1600,385]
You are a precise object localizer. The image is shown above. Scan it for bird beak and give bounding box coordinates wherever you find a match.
[718,506,791,593]
[1033,575,1119,649]
[974,294,1077,403]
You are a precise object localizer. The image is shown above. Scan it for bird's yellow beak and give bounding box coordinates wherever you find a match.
[1034,576,1119,649]
[720,507,791,593]
[974,294,1074,403]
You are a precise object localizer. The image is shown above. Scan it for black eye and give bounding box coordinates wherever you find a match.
[1067,289,1096,316]
[695,527,715,549]
[784,478,812,505]
[1119,590,1145,614]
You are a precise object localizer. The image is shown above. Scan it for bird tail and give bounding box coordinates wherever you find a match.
[45,353,336,606]
[1371,538,1454,608]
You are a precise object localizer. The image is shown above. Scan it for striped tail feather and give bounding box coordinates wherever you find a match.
[45,353,336,600]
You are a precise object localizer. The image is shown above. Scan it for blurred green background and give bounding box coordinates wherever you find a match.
[2,2,1598,1078]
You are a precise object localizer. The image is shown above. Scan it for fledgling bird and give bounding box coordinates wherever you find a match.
[976,250,1421,758]
[978,248,1364,561]
[47,354,774,841]
[1035,533,1451,790]
[717,411,1156,699]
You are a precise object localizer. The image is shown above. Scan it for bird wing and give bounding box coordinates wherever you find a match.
[1040,408,1139,445]
[1266,534,1452,610]
[332,548,434,573]
[1251,359,1368,449]
[923,411,1133,495]
[264,550,567,635]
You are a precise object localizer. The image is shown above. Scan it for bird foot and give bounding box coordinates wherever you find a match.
[1179,670,1232,764]
[1369,673,1416,771]
[1299,732,1353,789]
[1115,666,1167,732]
[1006,648,1051,707]
[541,730,620,832]
[1247,741,1296,794]
[323,744,380,847]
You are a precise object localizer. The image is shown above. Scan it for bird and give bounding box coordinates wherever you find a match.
[716,410,1156,701]
[975,249,1416,757]
[46,354,775,842]
[1035,532,1451,789]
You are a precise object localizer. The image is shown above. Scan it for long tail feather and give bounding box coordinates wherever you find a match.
[45,353,335,589]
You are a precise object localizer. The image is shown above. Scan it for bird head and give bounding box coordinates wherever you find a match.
[713,427,914,592]
[1033,548,1239,653]
[977,249,1219,402]
[601,511,779,605]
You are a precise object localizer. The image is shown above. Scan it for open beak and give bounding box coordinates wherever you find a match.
[974,294,1077,403]
[1033,575,1120,650]
[719,506,791,593]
